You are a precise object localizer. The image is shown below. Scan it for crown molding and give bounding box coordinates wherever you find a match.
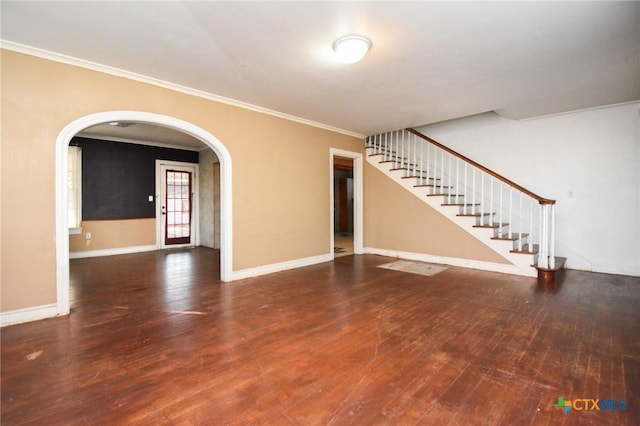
[1,40,366,139]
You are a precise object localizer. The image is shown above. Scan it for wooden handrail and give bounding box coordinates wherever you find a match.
[406,128,555,205]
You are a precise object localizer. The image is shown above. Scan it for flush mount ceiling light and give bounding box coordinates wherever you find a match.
[332,35,371,64]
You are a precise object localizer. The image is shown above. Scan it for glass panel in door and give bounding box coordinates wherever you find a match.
[165,170,192,245]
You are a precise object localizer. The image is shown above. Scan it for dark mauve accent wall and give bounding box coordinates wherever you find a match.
[73,137,198,220]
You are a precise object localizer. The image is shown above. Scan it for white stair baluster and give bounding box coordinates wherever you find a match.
[383,133,388,160]
[401,131,404,172]
[472,168,476,216]
[464,163,468,214]
[426,144,431,189]
[420,138,424,183]
[529,198,534,253]
[402,130,406,173]
[518,192,523,251]
[448,154,452,196]
[456,158,460,204]
[400,130,405,174]
[439,149,444,194]
[539,204,548,268]
[396,130,400,168]
[508,187,513,239]
[408,133,411,175]
[401,130,405,172]
[550,204,556,268]
[499,184,503,238]
[413,133,418,177]
[413,135,422,176]
[394,130,398,168]
[490,179,494,226]
[409,133,412,175]
[538,205,543,266]
[480,173,484,223]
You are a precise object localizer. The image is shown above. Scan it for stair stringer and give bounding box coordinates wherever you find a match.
[366,151,537,278]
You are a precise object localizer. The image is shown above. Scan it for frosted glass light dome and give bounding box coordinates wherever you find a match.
[333,35,371,64]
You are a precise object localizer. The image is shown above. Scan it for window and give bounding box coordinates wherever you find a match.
[68,145,82,234]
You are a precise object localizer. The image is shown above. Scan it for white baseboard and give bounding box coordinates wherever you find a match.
[232,253,334,281]
[70,244,158,259]
[1,304,59,327]
[591,264,640,277]
[364,247,536,277]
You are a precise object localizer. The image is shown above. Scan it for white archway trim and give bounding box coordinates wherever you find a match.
[55,111,233,316]
[329,148,364,257]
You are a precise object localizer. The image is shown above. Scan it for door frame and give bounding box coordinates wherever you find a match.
[55,111,234,317]
[156,160,199,249]
[329,148,363,257]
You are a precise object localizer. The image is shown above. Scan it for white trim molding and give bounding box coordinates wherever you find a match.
[155,160,200,249]
[1,304,59,327]
[591,263,640,278]
[329,148,364,257]
[232,253,334,281]
[69,245,159,260]
[364,247,536,277]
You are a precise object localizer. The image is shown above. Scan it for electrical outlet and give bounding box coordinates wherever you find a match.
[85,232,91,239]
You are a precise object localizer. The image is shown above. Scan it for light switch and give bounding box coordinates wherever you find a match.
[149,195,154,202]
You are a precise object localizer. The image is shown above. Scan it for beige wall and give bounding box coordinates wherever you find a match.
[69,219,156,252]
[363,163,509,264]
[0,49,363,312]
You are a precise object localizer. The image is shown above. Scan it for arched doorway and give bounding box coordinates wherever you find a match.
[55,111,233,316]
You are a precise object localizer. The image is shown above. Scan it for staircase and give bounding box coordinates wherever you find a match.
[366,129,565,287]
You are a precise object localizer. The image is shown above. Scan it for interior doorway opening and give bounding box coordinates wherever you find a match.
[329,148,363,259]
[333,157,354,257]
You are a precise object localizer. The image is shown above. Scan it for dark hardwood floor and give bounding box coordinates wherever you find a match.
[1,248,639,425]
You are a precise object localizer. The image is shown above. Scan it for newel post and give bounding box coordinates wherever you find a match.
[538,201,556,269]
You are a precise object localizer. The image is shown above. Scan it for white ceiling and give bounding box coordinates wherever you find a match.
[2,1,639,140]
[78,122,208,151]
